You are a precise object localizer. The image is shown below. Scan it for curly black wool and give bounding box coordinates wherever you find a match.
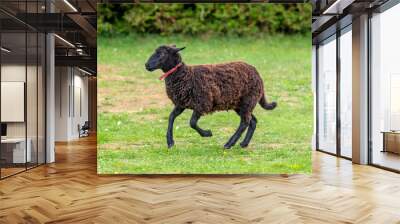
[145,45,276,149]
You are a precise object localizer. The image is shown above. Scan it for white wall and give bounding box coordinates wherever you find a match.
[1,65,26,128]
[72,72,89,138]
[55,67,89,141]
[55,66,70,141]
[1,65,33,138]
[1,63,46,164]
[1,65,25,81]
[1,65,26,141]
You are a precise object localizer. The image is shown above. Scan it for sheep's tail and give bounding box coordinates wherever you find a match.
[259,94,277,110]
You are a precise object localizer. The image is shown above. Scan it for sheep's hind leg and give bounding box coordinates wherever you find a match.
[224,112,251,149]
[166,106,185,148]
[240,114,257,148]
[190,111,212,137]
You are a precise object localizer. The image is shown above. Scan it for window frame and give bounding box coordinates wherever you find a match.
[315,19,353,160]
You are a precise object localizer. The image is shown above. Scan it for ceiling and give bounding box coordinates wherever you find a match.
[0,0,97,75]
[311,0,391,43]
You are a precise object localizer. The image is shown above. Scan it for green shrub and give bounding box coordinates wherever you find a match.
[98,4,311,36]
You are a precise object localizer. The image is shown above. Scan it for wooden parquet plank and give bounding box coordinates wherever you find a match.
[0,136,400,223]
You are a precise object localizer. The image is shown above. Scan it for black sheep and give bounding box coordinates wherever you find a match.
[145,45,276,149]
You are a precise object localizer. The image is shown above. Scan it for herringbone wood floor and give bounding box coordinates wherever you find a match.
[1,136,400,224]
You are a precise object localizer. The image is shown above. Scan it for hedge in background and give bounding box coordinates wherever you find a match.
[98,4,311,36]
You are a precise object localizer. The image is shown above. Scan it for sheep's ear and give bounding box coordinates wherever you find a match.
[173,47,185,53]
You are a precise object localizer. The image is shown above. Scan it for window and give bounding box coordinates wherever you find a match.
[317,35,337,154]
[339,26,352,158]
[370,3,400,171]
[1,30,28,177]
[0,2,46,179]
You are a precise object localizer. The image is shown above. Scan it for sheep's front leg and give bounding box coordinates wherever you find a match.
[190,111,212,137]
[166,106,185,148]
[224,113,251,149]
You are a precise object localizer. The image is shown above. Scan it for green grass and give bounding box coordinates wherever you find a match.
[98,34,312,174]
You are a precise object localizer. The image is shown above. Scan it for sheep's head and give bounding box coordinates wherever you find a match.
[145,45,185,72]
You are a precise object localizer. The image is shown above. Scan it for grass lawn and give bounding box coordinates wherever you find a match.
[97,34,312,174]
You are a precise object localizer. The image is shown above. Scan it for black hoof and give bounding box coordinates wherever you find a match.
[240,142,249,148]
[167,141,175,148]
[200,130,213,137]
[224,143,232,149]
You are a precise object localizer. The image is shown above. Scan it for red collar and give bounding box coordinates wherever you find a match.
[159,63,183,80]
